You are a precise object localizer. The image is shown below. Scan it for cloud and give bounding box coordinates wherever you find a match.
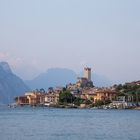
[0,52,23,67]
[0,52,9,60]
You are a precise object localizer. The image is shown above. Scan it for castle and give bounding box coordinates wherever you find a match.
[76,67,93,88]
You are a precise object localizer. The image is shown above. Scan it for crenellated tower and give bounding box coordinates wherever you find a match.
[84,67,91,81]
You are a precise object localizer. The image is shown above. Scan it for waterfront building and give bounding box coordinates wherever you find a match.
[111,94,135,109]
[15,96,29,105]
[81,88,97,101]
[44,92,59,106]
[14,87,62,106]
[44,87,63,106]
[25,92,44,106]
[81,87,117,102]
[94,89,116,101]
[126,80,140,86]
[15,91,45,106]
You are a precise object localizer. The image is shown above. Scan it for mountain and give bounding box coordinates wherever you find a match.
[93,74,112,87]
[26,68,77,90]
[26,68,112,90]
[0,62,29,104]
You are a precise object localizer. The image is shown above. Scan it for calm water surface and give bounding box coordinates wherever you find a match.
[0,107,140,140]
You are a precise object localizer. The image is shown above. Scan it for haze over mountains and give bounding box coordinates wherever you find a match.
[0,62,29,104]
[0,61,112,104]
[25,68,112,90]
[25,68,77,90]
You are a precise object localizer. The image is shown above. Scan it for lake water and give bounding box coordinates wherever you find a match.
[0,107,140,140]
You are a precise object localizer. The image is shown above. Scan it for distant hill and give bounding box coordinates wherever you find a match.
[25,68,77,90]
[93,74,112,87]
[25,68,112,90]
[0,62,29,104]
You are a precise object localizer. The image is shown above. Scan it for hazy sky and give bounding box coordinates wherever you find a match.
[0,0,140,83]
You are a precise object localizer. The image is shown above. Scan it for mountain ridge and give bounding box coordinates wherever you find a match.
[25,68,112,90]
[0,62,29,104]
[25,68,77,90]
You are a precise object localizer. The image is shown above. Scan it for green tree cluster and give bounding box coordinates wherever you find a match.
[115,83,140,104]
[59,90,75,104]
[93,99,111,107]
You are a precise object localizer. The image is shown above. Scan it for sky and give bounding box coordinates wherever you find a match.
[0,0,140,84]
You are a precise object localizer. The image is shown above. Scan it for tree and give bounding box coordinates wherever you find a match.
[94,100,104,107]
[59,90,74,104]
[48,87,53,93]
[136,88,140,105]
[116,84,123,91]
[73,97,83,106]
[84,99,92,105]
[104,99,111,105]
[40,88,45,93]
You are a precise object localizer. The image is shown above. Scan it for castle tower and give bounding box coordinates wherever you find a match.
[84,67,91,81]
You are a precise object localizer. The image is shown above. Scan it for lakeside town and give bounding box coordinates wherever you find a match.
[14,67,140,109]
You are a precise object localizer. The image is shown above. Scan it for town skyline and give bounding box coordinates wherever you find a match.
[14,66,140,109]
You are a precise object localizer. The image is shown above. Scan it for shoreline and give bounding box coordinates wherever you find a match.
[4,104,140,110]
